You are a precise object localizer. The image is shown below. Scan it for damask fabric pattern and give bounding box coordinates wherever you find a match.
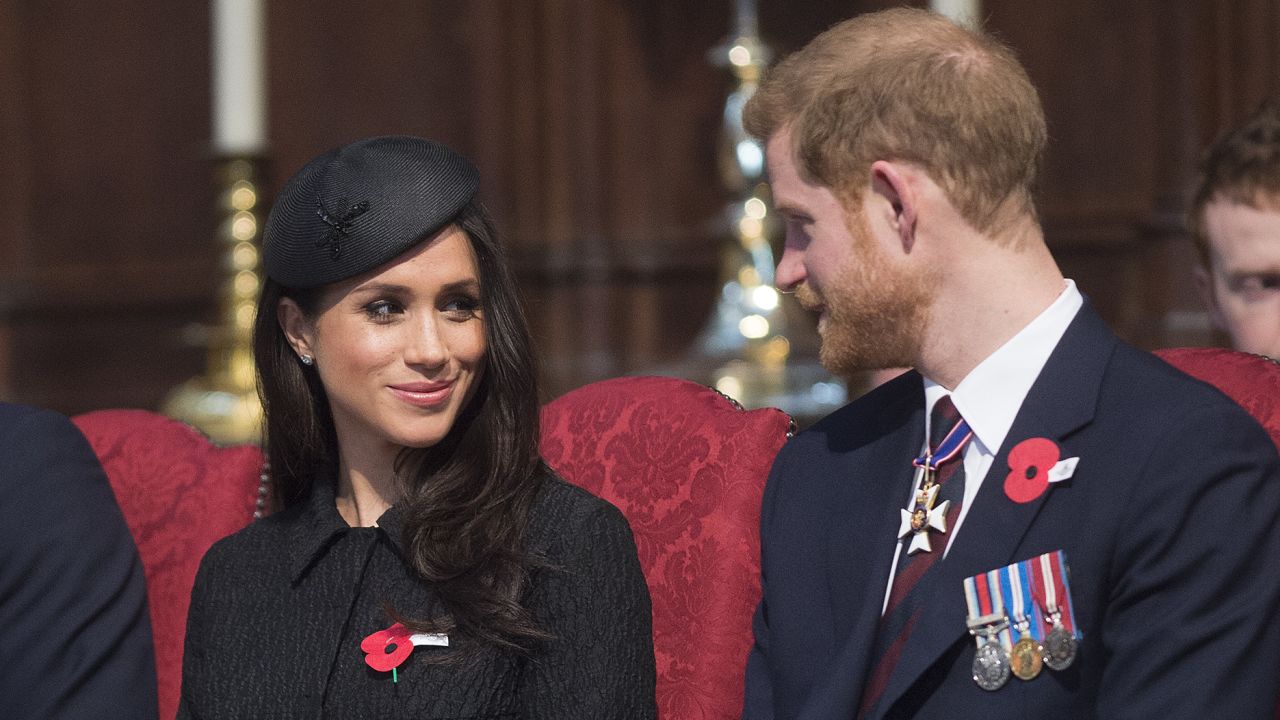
[540,375,794,720]
[72,409,263,720]
[1154,347,1280,448]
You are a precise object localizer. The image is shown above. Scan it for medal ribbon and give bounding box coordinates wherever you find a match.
[964,572,1006,649]
[985,569,1014,651]
[913,418,973,470]
[1030,550,1080,638]
[1003,560,1044,641]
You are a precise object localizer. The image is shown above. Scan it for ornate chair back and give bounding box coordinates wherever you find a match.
[72,409,263,720]
[540,376,793,720]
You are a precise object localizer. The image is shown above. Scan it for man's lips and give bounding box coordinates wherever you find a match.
[388,380,455,407]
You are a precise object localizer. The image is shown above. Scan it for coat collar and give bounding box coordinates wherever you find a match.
[869,301,1117,718]
[284,477,409,584]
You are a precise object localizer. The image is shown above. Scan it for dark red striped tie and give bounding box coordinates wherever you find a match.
[858,395,969,719]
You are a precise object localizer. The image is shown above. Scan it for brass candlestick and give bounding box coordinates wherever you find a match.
[670,0,846,423]
[163,157,264,445]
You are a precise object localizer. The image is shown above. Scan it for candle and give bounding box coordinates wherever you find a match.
[211,0,266,155]
[929,0,981,27]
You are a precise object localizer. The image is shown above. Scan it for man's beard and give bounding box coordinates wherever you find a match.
[797,235,935,378]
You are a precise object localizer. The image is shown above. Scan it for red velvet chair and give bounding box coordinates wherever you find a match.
[1154,347,1280,448]
[540,376,794,720]
[76,377,794,720]
[72,410,264,720]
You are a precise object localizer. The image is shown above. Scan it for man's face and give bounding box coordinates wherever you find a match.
[1198,198,1280,358]
[765,129,935,376]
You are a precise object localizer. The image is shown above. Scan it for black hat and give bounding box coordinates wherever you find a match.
[262,136,479,289]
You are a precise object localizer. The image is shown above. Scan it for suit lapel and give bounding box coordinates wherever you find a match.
[800,378,925,718]
[872,303,1118,718]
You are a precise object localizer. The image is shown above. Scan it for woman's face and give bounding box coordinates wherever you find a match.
[280,226,486,472]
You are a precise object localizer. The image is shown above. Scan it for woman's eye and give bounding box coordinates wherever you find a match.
[442,295,481,320]
[363,300,404,322]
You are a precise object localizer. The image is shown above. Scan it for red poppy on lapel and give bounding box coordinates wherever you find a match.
[1004,437,1060,503]
[361,622,414,673]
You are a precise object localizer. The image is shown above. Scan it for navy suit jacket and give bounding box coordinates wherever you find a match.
[0,403,157,719]
[743,305,1280,719]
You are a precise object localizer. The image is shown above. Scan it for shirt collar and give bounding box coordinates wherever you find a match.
[285,477,409,583]
[923,279,1083,455]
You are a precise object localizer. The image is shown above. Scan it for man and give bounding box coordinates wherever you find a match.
[741,8,1280,719]
[1190,98,1280,359]
[0,402,157,719]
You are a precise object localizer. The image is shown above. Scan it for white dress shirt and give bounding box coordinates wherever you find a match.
[881,280,1083,614]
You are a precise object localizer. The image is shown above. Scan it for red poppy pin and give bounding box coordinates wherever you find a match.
[361,622,450,683]
[1003,437,1060,503]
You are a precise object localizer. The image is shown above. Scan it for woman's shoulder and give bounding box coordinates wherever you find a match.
[528,472,636,554]
[194,503,305,580]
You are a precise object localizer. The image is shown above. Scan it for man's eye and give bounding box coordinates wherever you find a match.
[1234,274,1280,299]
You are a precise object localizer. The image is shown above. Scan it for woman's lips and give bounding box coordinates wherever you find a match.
[388,381,454,408]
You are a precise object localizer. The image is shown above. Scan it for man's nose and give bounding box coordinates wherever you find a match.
[775,244,807,293]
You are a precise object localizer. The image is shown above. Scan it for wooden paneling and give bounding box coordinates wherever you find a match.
[0,2,215,413]
[2,1,1274,415]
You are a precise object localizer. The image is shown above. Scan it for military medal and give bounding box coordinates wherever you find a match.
[1031,551,1080,671]
[1042,621,1077,670]
[970,620,1012,691]
[1003,560,1044,681]
[964,571,1015,691]
[899,417,973,555]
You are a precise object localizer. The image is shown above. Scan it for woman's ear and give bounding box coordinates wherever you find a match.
[869,160,918,253]
[277,298,316,360]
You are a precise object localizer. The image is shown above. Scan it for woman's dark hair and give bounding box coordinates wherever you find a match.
[252,198,550,653]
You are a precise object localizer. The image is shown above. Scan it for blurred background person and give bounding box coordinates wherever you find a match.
[1189,97,1280,359]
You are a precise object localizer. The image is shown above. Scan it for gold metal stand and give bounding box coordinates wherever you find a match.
[671,0,846,424]
[163,157,264,445]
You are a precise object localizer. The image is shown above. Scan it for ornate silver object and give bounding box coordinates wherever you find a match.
[972,641,1011,691]
[1042,622,1077,671]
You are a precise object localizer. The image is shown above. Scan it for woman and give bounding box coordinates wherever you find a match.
[178,136,656,719]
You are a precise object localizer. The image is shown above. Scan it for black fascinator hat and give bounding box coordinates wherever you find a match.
[262,135,479,289]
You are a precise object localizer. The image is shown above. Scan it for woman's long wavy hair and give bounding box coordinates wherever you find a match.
[252,199,550,654]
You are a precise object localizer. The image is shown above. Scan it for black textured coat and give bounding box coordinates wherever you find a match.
[177,474,656,719]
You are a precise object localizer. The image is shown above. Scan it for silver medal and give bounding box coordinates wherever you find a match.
[972,641,1011,691]
[1042,622,1077,671]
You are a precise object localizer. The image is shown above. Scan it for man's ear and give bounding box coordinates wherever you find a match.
[1193,263,1228,332]
[869,160,917,253]
[277,298,316,360]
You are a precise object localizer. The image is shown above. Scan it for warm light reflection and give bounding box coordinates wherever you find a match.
[235,304,256,329]
[230,183,257,211]
[736,141,764,177]
[716,374,744,400]
[745,197,767,219]
[234,270,258,297]
[752,285,779,311]
[739,314,770,339]
[739,216,763,238]
[232,242,258,269]
[739,266,761,287]
[231,211,257,241]
[729,45,752,67]
[762,336,790,365]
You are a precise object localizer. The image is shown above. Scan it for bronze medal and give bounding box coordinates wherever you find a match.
[1010,635,1044,680]
[1042,622,1077,671]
